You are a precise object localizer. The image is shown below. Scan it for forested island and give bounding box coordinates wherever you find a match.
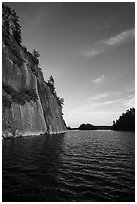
[67,124,112,130]
[79,123,96,130]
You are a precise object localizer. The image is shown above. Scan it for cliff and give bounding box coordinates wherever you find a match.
[2,6,67,139]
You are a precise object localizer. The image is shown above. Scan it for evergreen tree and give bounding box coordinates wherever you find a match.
[2,3,22,44]
[2,4,10,36]
[47,75,56,96]
[47,76,64,110]
[57,97,64,107]
[32,49,40,65]
[112,108,135,131]
[11,9,21,44]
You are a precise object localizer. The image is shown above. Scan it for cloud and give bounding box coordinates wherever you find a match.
[122,95,135,108]
[82,49,102,58]
[92,75,105,84]
[64,92,119,126]
[102,94,135,108]
[103,28,135,46]
[64,89,135,127]
[104,99,120,104]
[81,46,105,58]
[82,28,135,58]
[65,91,120,118]
[88,92,108,101]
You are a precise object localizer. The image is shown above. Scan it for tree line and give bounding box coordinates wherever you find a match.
[112,108,135,131]
[78,123,96,130]
[67,108,135,132]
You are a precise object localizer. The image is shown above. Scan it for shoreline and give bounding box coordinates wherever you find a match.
[2,130,67,140]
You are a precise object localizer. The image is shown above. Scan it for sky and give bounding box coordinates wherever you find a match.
[5,2,135,127]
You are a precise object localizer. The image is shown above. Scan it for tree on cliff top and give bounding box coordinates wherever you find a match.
[47,76,56,95]
[47,75,64,109]
[32,49,40,65]
[2,3,22,44]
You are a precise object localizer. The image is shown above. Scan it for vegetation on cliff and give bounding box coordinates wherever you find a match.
[2,3,64,112]
[2,94,12,108]
[32,49,40,66]
[47,75,64,109]
[2,3,21,45]
[112,108,135,131]
[2,83,38,106]
[2,3,66,138]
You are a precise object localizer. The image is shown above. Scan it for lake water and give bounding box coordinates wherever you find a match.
[2,130,135,202]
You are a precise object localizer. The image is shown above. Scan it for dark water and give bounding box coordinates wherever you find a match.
[3,130,135,202]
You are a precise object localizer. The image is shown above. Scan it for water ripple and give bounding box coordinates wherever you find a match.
[3,130,135,202]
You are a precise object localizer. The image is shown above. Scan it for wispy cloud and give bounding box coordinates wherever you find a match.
[82,49,101,58]
[92,75,105,84]
[82,28,135,58]
[88,92,108,101]
[122,95,135,108]
[103,28,135,46]
[104,99,120,105]
[64,90,135,126]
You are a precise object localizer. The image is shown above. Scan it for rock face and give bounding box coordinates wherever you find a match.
[2,37,67,139]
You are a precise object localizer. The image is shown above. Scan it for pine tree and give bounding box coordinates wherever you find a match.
[2,3,22,44]
[32,49,40,65]
[47,76,56,96]
[47,76,64,109]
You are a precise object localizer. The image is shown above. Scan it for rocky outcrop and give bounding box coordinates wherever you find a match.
[2,35,67,139]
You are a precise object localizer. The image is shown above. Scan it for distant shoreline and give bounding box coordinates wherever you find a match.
[67,126,112,131]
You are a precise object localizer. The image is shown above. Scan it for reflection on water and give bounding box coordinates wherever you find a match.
[3,130,135,202]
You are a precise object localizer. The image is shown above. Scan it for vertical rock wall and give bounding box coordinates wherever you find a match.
[2,38,66,139]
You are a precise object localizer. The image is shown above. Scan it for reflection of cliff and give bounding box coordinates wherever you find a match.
[2,5,66,139]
